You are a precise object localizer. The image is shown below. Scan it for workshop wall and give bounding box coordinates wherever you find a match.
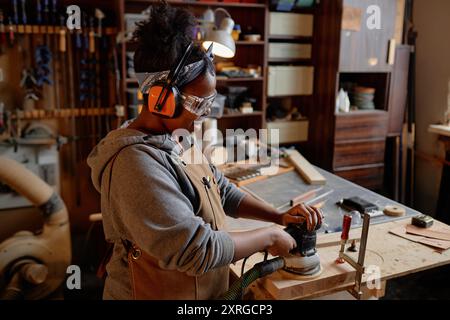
[414,0,450,215]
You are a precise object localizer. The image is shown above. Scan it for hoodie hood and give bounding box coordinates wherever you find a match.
[87,127,182,193]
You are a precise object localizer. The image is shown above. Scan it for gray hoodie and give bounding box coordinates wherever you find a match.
[87,126,245,300]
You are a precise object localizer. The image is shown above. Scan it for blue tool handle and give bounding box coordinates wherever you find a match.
[20,0,26,25]
[44,0,49,25]
[36,0,42,25]
[75,33,82,49]
[12,0,18,25]
[52,0,57,25]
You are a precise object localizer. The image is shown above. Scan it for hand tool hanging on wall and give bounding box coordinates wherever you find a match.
[35,0,53,88]
[7,17,15,46]
[0,102,6,135]
[0,10,7,54]
[96,8,111,133]
[36,0,42,25]
[20,0,27,26]
[7,0,18,47]
[18,0,40,112]
[113,34,124,128]
[89,15,98,144]
[95,8,105,138]
[51,0,60,111]
[57,14,67,114]
[79,12,93,151]
[12,0,19,26]
[51,0,58,25]
[66,16,81,206]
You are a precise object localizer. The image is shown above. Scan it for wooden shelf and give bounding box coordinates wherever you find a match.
[127,77,264,84]
[216,77,264,82]
[269,35,313,41]
[126,0,266,9]
[268,58,312,64]
[126,78,139,84]
[268,94,313,98]
[236,41,265,45]
[12,25,117,35]
[221,111,263,118]
[270,5,316,14]
[10,108,116,120]
[335,109,388,117]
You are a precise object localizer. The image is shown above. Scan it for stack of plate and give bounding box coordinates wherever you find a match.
[352,86,376,110]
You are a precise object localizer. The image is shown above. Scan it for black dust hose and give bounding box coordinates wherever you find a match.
[221,257,285,300]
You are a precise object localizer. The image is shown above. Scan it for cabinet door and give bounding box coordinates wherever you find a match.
[388,45,410,136]
[339,0,396,72]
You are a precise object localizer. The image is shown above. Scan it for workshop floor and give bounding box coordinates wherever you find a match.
[383,264,450,300]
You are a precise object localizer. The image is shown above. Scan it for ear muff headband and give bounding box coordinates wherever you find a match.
[150,42,195,117]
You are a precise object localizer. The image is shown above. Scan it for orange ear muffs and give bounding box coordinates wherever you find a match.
[147,84,181,118]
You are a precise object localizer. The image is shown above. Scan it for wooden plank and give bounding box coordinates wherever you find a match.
[229,218,450,300]
[286,150,326,185]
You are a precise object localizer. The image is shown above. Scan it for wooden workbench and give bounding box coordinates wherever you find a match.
[225,165,450,300]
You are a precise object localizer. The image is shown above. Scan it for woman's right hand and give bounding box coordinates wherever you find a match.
[229,225,297,262]
[266,226,297,257]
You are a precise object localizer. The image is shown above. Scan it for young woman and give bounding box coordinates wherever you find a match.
[87,2,322,300]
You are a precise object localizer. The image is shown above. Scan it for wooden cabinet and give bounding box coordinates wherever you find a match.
[333,110,389,190]
[328,0,407,191]
[335,164,385,190]
[334,110,389,141]
[333,139,386,168]
[339,0,397,72]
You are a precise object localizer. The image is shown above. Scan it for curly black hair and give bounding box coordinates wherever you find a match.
[133,1,205,73]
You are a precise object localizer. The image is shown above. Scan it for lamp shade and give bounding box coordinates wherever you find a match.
[201,9,236,58]
[202,30,236,58]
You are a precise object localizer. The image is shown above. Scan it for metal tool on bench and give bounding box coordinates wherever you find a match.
[335,211,371,299]
[337,196,384,218]
[276,188,333,211]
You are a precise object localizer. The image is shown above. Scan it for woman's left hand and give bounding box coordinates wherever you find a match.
[278,203,324,231]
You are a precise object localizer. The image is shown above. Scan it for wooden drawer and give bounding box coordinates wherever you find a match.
[333,139,386,169]
[335,110,388,142]
[335,165,384,190]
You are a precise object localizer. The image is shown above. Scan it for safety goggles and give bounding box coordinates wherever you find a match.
[180,90,217,117]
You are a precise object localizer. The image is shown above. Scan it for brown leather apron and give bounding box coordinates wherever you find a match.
[124,147,229,300]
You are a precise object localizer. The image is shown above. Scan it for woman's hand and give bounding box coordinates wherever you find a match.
[266,226,297,257]
[278,203,323,231]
